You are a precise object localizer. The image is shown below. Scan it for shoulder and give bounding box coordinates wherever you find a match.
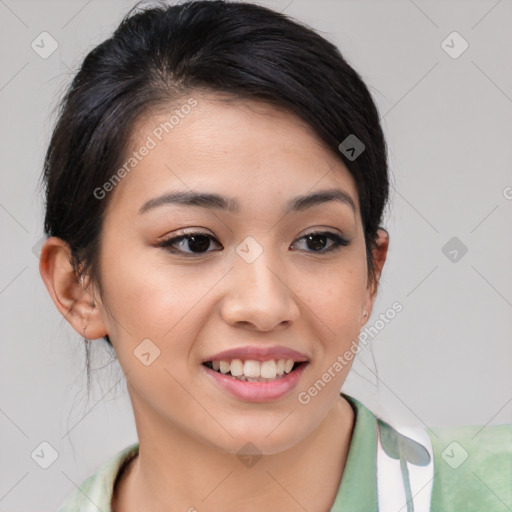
[57,442,139,512]
[427,423,512,511]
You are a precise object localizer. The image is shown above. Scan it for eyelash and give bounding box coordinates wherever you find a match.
[157,229,350,256]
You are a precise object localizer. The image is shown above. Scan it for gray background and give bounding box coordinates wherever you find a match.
[1,0,511,510]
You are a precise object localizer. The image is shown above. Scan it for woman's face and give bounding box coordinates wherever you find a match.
[90,93,387,454]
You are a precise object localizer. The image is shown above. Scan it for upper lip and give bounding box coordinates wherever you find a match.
[203,345,310,363]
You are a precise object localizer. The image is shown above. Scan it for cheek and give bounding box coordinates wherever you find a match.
[293,259,367,333]
[98,242,228,345]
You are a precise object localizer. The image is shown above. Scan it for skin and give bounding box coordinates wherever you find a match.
[40,92,389,512]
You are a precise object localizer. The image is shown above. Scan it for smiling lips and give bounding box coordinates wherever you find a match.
[205,358,300,382]
[202,345,309,383]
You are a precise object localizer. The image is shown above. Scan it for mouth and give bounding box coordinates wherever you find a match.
[202,358,307,382]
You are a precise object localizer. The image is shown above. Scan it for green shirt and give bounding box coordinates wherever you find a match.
[57,393,512,511]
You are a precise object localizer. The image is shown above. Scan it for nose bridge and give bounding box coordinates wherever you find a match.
[221,235,299,329]
[235,235,287,296]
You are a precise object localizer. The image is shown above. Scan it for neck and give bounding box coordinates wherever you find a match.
[112,395,355,512]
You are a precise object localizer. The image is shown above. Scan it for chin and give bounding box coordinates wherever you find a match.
[206,422,310,457]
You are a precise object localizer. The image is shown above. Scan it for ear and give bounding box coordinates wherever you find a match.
[361,228,389,325]
[39,237,108,340]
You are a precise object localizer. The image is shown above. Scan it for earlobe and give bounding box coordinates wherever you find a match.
[39,237,108,340]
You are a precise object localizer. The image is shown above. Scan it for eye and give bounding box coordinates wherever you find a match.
[157,229,350,256]
[158,230,222,255]
[291,231,350,253]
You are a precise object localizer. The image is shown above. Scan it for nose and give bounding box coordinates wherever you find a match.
[220,249,300,332]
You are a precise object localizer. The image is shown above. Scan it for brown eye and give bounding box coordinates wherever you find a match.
[158,232,222,255]
[291,231,350,253]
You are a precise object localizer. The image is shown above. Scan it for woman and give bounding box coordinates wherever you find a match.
[38,1,511,511]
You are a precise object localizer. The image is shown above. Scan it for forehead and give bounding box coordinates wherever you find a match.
[106,93,360,217]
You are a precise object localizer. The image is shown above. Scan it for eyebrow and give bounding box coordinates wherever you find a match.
[138,188,356,215]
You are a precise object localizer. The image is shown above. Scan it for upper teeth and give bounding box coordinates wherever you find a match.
[212,359,295,379]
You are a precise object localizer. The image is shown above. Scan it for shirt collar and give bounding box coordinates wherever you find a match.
[329,392,379,512]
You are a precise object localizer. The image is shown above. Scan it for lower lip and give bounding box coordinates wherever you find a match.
[202,363,309,403]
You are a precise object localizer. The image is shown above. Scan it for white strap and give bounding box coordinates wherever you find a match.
[376,420,434,512]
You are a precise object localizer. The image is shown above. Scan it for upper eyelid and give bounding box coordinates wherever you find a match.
[159,228,346,242]
[158,230,349,253]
